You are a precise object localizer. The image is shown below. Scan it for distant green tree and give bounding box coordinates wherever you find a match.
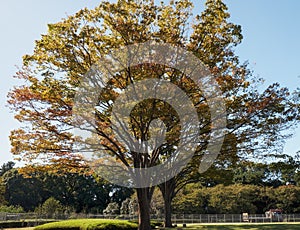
[3,169,46,211]
[295,171,300,186]
[0,178,7,206]
[103,202,120,215]
[0,162,15,177]
[40,172,112,213]
[268,154,300,186]
[173,183,210,214]
[206,184,260,213]
[120,198,131,215]
[232,161,268,186]
[150,189,164,216]
[267,185,300,213]
[35,197,64,218]
[109,186,134,206]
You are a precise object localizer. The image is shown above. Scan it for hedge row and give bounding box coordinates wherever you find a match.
[0,220,55,228]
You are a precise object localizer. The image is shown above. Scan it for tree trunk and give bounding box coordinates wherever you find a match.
[163,194,173,228]
[159,178,175,228]
[136,188,152,230]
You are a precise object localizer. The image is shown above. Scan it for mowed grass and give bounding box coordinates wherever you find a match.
[5,228,35,230]
[172,222,300,229]
[34,219,138,230]
[33,220,300,230]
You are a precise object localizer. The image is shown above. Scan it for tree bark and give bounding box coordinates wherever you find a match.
[159,178,175,228]
[136,187,152,230]
[163,194,173,228]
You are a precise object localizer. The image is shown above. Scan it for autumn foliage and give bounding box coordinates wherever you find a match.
[7,0,299,229]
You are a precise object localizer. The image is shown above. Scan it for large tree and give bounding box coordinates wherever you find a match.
[8,0,299,229]
[157,0,299,227]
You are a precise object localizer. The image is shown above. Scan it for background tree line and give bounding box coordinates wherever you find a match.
[0,161,133,214]
[0,153,299,215]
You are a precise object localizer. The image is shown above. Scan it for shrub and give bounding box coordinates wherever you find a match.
[35,219,138,230]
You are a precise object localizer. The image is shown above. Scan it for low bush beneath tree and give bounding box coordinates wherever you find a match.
[34,219,138,230]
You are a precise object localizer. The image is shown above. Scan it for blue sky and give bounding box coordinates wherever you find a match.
[0,0,299,165]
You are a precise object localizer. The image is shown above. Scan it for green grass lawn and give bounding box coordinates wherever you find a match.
[5,228,35,230]
[33,220,300,230]
[170,222,300,229]
[5,227,34,230]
